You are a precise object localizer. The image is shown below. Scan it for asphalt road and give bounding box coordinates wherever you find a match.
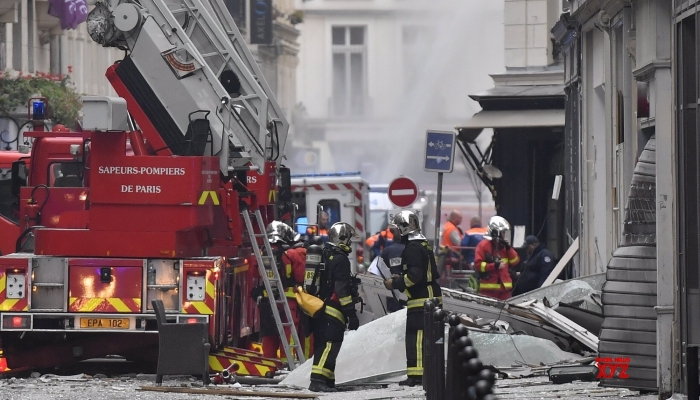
[0,372,661,400]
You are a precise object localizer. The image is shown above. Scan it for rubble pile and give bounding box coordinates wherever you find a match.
[469,332,584,368]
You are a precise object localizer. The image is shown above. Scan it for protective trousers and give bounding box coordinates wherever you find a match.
[310,306,346,387]
[260,300,311,360]
[405,309,424,378]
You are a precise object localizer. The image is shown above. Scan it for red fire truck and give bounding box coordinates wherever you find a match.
[0,0,294,375]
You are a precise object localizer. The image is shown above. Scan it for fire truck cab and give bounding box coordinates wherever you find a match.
[289,173,369,273]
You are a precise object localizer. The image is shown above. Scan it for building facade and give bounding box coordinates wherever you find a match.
[554,0,674,395]
[457,0,568,257]
[291,0,505,202]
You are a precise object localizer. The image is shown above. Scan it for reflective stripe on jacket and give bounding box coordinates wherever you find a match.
[474,239,520,291]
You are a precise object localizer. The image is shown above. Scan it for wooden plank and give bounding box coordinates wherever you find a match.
[138,386,319,398]
[541,237,579,287]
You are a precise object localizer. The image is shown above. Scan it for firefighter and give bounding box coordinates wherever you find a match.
[380,227,404,313]
[383,210,442,387]
[307,222,360,393]
[474,216,520,300]
[253,221,306,361]
[283,225,314,359]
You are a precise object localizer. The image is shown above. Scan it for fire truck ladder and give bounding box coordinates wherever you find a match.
[143,0,288,170]
[242,208,305,369]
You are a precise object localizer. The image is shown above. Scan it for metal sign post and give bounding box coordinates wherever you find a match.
[424,130,456,250]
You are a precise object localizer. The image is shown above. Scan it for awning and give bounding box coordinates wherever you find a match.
[456,109,565,130]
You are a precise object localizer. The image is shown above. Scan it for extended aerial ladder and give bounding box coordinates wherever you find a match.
[86,0,288,175]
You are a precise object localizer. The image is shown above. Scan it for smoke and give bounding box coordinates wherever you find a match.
[290,0,504,211]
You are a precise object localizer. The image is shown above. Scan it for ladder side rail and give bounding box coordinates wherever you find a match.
[242,210,302,367]
[170,0,271,160]
[253,209,306,366]
[197,0,289,160]
[130,0,267,170]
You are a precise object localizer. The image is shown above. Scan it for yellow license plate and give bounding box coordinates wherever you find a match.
[79,318,130,329]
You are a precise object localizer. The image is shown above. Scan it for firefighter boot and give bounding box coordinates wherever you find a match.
[309,380,337,392]
[398,376,422,387]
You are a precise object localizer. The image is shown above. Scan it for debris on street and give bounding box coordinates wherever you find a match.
[138,385,319,398]
[469,331,585,368]
[281,308,409,389]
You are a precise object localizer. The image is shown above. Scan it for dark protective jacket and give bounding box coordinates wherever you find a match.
[316,244,357,322]
[381,242,405,275]
[390,238,442,311]
[512,245,556,296]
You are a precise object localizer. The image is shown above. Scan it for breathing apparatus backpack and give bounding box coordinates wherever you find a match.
[304,244,364,312]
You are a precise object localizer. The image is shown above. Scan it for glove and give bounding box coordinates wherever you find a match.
[384,274,400,290]
[383,279,394,290]
[499,238,511,250]
[249,285,263,300]
[484,254,495,263]
[346,314,360,330]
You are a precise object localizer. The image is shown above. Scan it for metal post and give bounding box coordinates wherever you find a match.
[689,345,699,400]
[245,0,251,43]
[434,172,443,250]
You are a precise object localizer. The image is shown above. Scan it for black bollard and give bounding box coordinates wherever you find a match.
[457,341,478,399]
[445,314,462,400]
[423,299,435,397]
[688,345,699,400]
[472,366,498,400]
[433,308,447,400]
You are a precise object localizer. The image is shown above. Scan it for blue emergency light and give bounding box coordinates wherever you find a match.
[32,101,46,121]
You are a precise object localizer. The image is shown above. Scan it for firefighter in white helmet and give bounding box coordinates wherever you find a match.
[307,222,360,393]
[254,221,306,360]
[383,210,442,387]
[473,216,520,300]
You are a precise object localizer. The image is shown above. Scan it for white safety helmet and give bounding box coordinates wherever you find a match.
[267,221,296,244]
[390,210,421,236]
[327,222,357,248]
[485,216,511,242]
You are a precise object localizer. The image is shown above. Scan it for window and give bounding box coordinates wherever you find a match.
[49,162,84,187]
[332,26,366,117]
[318,199,341,226]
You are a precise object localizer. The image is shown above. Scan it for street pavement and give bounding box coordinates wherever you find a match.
[0,374,660,400]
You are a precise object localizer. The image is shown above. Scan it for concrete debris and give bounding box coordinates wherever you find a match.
[668,394,687,400]
[281,308,409,389]
[37,374,89,382]
[509,273,604,315]
[470,331,585,368]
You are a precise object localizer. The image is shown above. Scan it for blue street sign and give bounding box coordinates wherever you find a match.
[424,130,456,173]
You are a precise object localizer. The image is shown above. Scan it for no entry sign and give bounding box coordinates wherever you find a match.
[388,176,418,208]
